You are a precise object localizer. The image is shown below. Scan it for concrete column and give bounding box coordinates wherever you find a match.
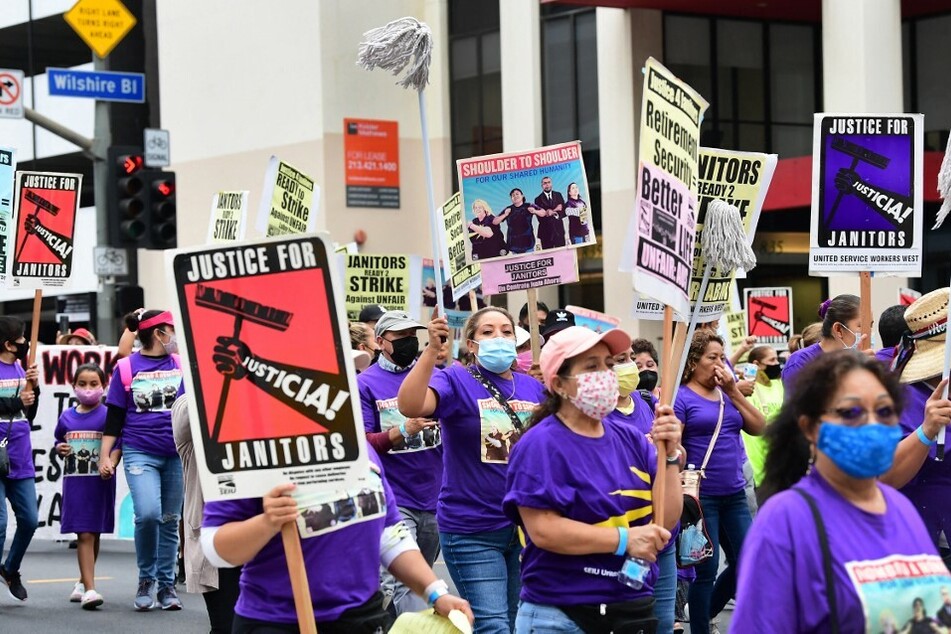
[822,0,907,338]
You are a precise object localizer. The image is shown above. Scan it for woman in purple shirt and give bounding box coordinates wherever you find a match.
[734,352,951,633]
[99,310,185,612]
[675,330,765,634]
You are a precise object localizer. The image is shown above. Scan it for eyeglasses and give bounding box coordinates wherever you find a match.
[824,405,899,425]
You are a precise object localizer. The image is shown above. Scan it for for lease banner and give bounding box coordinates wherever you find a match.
[690,148,777,318]
[256,156,319,237]
[479,249,579,295]
[7,171,82,289]
[744,287,793,349]
[170,236,368,501]
[0,146,14,286]
[207,191,249,244]
[624,57,708,316]
[809,114,923,276]
[456,141,595,264]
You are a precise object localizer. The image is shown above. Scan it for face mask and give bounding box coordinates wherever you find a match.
[159,330,178,355]
[9,341,28,362]
[387,336,419,368]
[568,370,619,421]
[515,350,533,373]
[763,363,782,380]
[475,337,517,374]
[638,369,659,393]
[816,422,903,479]
[837,323,860,350]
[75,386,104,406]
[614,362,640,397]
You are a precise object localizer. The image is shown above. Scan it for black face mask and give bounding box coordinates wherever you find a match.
[638,369,658,393]
[764,363,782,380]
[6,341,27,362]
[387,337,419,368]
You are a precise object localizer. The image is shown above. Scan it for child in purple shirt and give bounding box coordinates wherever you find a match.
[55,363,121,610]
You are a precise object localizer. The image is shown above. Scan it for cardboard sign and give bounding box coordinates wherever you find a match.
[725,311,747,358]
[690,148,777,318]
[437,192,482,302]
[7,171,82,289]
[170,236,368,501]
[456,141,595,264]
[624,57,709,316]
[342,253,422,321]
[0,146,14,285]
[479,249,579,295]
[344,118,400,208]
[810,114,923,276]
[6,345,134,542]
[565,305,620,333]
[256,156,319,237]
[744,287,793,349]
[207,191,249,244]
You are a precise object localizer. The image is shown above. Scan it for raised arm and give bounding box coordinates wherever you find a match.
[397,316,448,418]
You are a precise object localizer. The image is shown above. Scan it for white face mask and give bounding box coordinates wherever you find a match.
[838,323,860,350]
[567,370,619,421]
[159,330,178,355]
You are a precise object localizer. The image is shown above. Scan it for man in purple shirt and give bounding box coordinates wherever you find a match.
[533,176,566,249]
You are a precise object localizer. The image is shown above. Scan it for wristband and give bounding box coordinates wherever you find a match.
[916,425,937,447]
[425,579,449,607]
[615,526,629,557]
[399,421,410,439]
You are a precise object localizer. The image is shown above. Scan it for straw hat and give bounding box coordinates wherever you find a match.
[897,288,948,384]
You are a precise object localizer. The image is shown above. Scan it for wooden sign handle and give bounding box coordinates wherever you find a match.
[859,271,872,351]
[25,289,42,391]
[527,289,542,365]
[282,522,318,634]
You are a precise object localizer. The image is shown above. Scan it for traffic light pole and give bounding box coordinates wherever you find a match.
[92,56,117,344]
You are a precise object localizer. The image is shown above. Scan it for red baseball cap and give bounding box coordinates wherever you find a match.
[540,326,631,390]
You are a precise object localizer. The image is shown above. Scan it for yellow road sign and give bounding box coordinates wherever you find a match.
[64,0,137,59]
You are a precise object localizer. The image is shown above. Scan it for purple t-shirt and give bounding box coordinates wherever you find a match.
[55,406,116,534]
[733,471,951,633]
[675,386,745,496]
[875,346,896,367]
[105,352,183,456]
[503,414,659,605]
[203,449,401,624]
[358,362,443,513]
[604,394,655,436]
[429,364,545,533]
[0,359,33,480]
[781,342,822,395]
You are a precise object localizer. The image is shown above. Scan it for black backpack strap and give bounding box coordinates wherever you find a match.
[465,366,524,431]
[793,488,839,634]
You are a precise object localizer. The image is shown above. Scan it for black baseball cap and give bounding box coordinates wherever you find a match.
[359,305,386,324]
[541,308,576,341]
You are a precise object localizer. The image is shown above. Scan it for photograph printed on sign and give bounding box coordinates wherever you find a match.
[172,237,366,500]
[810,114,923,275]
[457,141,595,264]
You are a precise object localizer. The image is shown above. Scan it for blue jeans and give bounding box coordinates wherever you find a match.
[688,490,752,634]
[655,546,677,633]
[441,527,521,634]
[124,449,184,587]
[0,476,38,573]
[381,507,441,615]
[515,601,584,633]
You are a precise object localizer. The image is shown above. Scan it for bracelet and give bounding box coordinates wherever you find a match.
[399,421,410,439]
[615,526,629,557]
[425,579,449,607]
[916,425,937,447]
[665,449,683,466]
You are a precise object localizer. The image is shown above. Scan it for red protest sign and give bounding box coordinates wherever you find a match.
[8,171,81,289]
[172,235,368,501]
[744,287,794,349]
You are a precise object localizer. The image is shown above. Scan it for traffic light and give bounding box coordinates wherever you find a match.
[143,170,176,249]
[106,145,147,247]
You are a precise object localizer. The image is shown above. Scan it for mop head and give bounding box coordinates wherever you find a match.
[701,199,757,273]
[934,134,951,229]
[357,17,433,91]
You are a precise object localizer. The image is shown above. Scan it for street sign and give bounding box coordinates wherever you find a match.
[64,0,137,59]
[47,68,145,103]
[144,128,170,167]
[94,246,129,277]
[0,69,24,119]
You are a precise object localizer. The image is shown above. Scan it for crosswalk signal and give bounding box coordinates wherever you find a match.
[107,145,147,247]
[144,171,176,249]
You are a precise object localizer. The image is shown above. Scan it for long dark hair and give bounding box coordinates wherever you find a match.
[124,310,165,348]
[527,358,571,428]
[818,294,860,338]
[758,351,904,505]
[0,316,24,345]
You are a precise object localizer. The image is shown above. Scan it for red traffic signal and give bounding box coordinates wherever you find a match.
[118,153,144,176]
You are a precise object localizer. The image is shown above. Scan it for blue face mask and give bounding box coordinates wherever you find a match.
[474,337,517,374]
[816,422,903,479]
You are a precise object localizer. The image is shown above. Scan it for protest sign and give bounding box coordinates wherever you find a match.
[421,257,449,310]
[724,311,747,360]
[256,157,319,237]
[456,141,595,263]
[342,253,422,321]
[624,57,708,317]
[207,191,249,244]
[479,249,578,295]
[170,235,368,501]
[565,305,619,333]
[5,345,133,542]
[810,114,923,275]
[0,146,14,286]
[744,287,793,349]
[7,171,81,289]
[437,192,482,301]
[690,148,777,318]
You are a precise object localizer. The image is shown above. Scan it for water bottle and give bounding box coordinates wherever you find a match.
[618,555,652,590]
